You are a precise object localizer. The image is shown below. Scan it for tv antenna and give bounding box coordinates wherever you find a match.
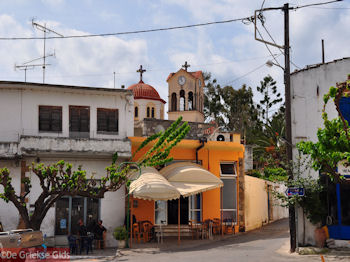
[32,19,63,83]
[15,52,55,82]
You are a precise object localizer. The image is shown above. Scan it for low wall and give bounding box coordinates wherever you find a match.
[244,175,288,231]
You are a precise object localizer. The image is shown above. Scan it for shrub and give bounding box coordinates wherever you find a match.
[113,226,128,240]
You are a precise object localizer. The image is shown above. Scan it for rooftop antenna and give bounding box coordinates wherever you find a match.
[15,52,55,82]
[32,19,63,83]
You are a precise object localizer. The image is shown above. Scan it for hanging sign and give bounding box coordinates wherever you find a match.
[285,187,304,197]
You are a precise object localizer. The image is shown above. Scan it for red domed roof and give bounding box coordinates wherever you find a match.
[127,80,166,104]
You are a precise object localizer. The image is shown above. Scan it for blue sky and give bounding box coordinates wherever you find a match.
[0,0,349,117]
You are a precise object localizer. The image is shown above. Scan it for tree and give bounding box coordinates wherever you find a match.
[203,72,260,143]
[203,72,225,127]
[0,117,190,230]
[256,75,283,123]
[298,81,350,184]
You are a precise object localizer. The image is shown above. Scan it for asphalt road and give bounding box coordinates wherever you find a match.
[76,219,347,262]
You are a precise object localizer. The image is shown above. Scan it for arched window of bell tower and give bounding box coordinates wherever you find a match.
[180,90,185,111]
[188,92,193,110]
[171,93,177,111]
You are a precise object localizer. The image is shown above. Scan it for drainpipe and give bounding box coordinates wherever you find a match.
[196,137,207,164]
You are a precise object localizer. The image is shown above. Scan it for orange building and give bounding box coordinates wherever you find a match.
[129,137,244,232]
[127,63,245,233]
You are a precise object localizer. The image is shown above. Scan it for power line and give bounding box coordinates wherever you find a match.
[0,16,253,41]
[224,62,269,86]
[292,0,343,10]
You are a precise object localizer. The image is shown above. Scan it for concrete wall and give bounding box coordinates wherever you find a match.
[290,58,350,245]
[244,175,288,231]
[0,83,134,142]
[0,82,133,247]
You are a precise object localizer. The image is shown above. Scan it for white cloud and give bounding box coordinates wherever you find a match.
[0,15,149,88]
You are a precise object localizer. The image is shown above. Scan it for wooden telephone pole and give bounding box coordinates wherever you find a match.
[254,2,295,252]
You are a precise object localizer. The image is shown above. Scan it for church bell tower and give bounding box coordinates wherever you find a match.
[166,62,205,123]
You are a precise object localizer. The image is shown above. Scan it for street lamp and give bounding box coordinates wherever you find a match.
[266,59,284,70]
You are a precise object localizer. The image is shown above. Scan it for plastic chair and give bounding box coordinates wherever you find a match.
[189,220,200,239]
[133,223,142,243]
[213,218,221,235]
[142,222,153,242]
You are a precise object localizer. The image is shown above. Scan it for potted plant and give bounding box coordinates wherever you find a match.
[113,226,128,248]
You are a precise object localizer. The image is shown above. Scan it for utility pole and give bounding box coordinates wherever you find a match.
[254,2,295,252]
[283,3,296,253]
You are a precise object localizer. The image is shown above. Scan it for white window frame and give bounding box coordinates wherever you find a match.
[188,193,202,222]
[154,200,168,225]
[220,162,238,223]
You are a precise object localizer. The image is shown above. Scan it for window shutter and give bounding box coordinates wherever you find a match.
[69,107,80,132]
[39,106,62,132]
[97,108,118,132]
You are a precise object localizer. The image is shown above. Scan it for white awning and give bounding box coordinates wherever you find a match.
[159,162,223,197]
[129,167,180,201]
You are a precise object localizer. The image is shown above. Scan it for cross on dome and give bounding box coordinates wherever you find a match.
[137,65,146,82]
[182,61,190,71]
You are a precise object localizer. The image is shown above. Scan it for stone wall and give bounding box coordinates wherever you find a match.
[134,118,215,140]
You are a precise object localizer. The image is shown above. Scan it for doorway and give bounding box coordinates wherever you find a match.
[167,196,189,224]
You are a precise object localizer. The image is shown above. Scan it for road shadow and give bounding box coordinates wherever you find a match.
[124,218,290,255]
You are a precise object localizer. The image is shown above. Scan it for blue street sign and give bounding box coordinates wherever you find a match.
[285,187,304,197]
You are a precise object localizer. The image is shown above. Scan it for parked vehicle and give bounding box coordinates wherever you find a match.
[0,229,44,261]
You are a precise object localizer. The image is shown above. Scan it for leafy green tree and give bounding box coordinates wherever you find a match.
[203,72,260,143]
[298,81,350,183]
[0,117,190,230]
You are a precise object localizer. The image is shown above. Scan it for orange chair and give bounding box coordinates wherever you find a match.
[213,218,221,235]
[142,222,153,242]
[133,223,142,243]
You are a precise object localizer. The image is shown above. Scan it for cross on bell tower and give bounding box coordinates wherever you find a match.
[137,65,146,82]
[182,61,190,72]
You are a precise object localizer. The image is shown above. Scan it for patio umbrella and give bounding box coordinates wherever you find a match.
[129,166,180,201]
[159,162,223,197]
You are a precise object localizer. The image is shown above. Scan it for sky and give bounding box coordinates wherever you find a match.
[0,0,349,118]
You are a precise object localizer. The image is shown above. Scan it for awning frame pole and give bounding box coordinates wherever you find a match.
[178,198,181,245]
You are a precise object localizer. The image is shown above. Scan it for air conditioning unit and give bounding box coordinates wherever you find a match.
[208,132,232,142]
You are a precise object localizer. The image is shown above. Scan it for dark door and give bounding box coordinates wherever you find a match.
[167,196,189,224]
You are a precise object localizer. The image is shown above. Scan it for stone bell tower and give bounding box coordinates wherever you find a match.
[166,62,205,123]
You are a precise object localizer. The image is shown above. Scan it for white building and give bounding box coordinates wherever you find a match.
[290,57,350,246]
[0,81,134,247]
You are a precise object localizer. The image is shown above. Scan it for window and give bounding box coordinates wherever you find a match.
[55,196,100,235]
[220,163,237,176]
[147,107,150,118]
[151,107,155,118]
[134,106,139,118]
[189,193,202,222]
[97,108,119,133]
[220,162,238,222]
[69,106,90,138]
[188,92,193,110]
[171,93,177,111]
[179,90,185,111]
[155,200,167,225]
[39,106,62,132]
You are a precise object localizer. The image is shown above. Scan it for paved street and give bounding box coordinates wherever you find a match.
[73,219,348,262]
